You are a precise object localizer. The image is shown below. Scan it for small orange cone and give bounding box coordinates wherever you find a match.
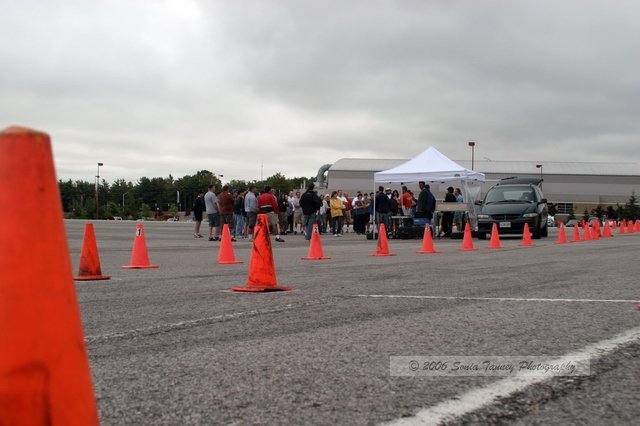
[0,126,99,424]
[571,223,582,242]
[487,223,504,249]
[302,224,330,260]
[602,221,613,238]
[619,219,626,234]
[232,214,292,292]
[460,222,478,251]
[627,220,634,234]
[519,223,535,246]
[417,225,440,254]
[593,221,601,239]
[370,223,396,256]
[582,221,592,241]
[121,223,159,269]
[612,220,617,229]
[74,223,111,280]
[218,223,243,264]
[556,223,568,244]
[635,220,640,232]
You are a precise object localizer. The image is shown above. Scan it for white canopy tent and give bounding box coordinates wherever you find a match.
[374,146,485,183]
[373,147,486,234]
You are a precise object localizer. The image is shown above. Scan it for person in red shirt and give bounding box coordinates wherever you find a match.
[257,186,285,242]
[217,185,236,241]
[401,185,416,216]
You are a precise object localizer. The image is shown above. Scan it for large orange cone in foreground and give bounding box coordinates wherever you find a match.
[487,223,504,249]
[370,223,396,256]
[74,223,111,280]
[459,222,478,251]
[417,225,440,254]
[121,223,159,269]
[556,223,568,244]
[302,224,330,260]
[218,223,243,264]
[0,127,99,424]
[232,214,292,292]
[519,223,534,246]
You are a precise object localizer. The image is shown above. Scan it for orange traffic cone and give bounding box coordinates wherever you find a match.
[487,223,504,249]
[232,214,292,292]
[302,224,330,260]
[583,222,592,241]
[602,221,613,238]
[556,223,568,244]
[619,219,626,234]
[218,224,243,264]
[627,220,634,234]
[121,223,159,269]
[592,221,601,239]
[571,223,582,242]
[519,223,534,246]
[460,222,478,251]
[635,220,640,232]
[612,220,617,229]
[74,223,111,280]
[371,223,396,256]
[417,225,440,254]
[0,126,99,424]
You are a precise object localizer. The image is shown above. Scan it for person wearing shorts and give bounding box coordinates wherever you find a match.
[244,185,259,241]
[257,186,285,242]
[204,184,220,241]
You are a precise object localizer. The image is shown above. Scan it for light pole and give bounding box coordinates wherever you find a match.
[468,142,476,170]
[122,192,128,208]
[96,162,103,219]
[536,164,543,188]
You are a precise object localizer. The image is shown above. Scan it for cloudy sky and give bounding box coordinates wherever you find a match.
[2,0,639,183]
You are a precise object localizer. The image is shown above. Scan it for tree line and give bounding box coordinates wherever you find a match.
[59,170,314,220]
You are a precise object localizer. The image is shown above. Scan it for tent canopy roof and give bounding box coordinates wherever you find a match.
[374,147,485,183]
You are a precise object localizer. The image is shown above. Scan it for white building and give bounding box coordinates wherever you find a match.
[318,158,640,218]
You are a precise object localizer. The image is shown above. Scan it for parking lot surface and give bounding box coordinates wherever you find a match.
[66,220,640,425]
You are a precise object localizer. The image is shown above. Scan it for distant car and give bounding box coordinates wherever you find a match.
[565,219,580,227]
[476,177,549,239]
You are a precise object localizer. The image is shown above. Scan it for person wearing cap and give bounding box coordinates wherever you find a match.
[299,183,323,240]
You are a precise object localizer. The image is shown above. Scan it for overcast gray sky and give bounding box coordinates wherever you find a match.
[2,0,639,183]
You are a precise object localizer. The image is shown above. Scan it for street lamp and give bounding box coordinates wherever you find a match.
[536,164,543,188]
[468,142,476,170]
[96,162,103,219]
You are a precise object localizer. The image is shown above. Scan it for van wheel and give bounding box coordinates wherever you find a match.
[541,224,548,237]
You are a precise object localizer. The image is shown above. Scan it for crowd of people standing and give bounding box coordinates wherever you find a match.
[191,182,466,241]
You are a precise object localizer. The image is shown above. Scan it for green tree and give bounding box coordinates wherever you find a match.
[622,191,640,220]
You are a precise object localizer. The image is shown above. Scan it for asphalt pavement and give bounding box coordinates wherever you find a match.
[65,220,640,425]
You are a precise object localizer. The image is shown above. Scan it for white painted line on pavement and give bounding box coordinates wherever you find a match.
[384,326,640,426]
[356,294,640,304]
